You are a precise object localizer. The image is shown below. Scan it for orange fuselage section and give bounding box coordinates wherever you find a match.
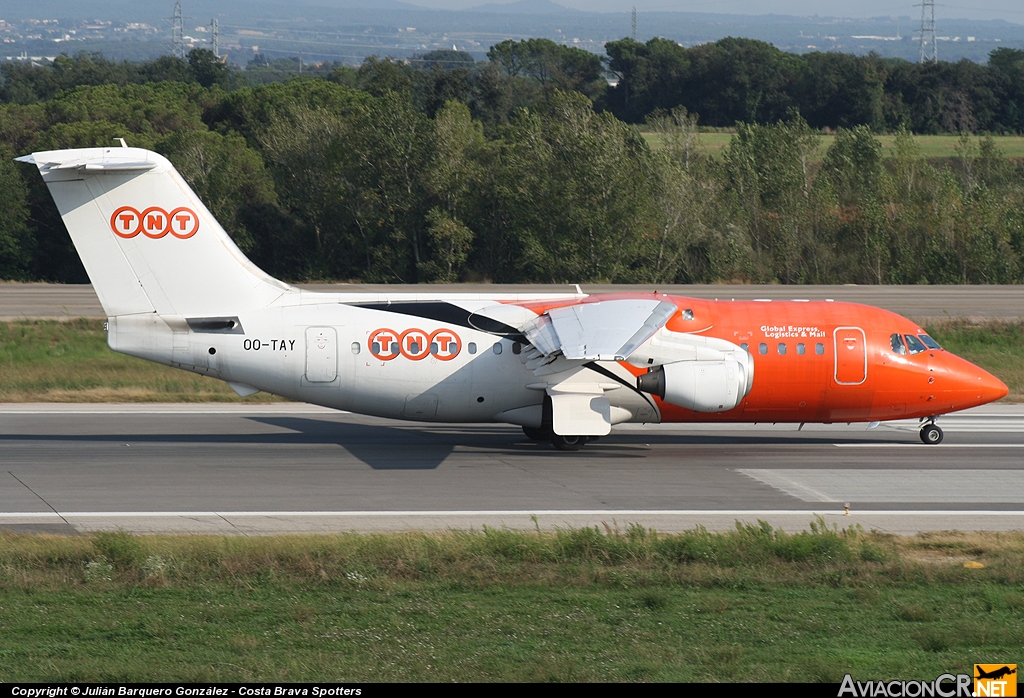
[637,296,1007,423]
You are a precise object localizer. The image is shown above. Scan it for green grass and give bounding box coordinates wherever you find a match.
[0,319,1020,402]
[0,525,1021,681]
[0,320,281,402]
[641,131,1024,160]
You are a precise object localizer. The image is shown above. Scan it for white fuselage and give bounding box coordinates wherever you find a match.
[106,294,661,428]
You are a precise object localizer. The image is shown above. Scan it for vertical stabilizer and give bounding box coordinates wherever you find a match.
[17,147,293,317]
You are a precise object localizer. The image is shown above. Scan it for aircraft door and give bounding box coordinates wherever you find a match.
[833,327,867,385]
[305,327,338,383]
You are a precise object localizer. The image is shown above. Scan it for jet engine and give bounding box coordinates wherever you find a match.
[637,354,754,412]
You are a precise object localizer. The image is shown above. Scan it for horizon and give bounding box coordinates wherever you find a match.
[408,0,1023,24]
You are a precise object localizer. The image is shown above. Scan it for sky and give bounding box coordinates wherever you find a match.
[405,0,1024,23]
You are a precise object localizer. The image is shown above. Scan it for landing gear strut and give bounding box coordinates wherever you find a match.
[920,422,943,445]
[522,426,553,442]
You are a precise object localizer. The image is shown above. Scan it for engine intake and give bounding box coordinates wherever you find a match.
[637,356,753,412]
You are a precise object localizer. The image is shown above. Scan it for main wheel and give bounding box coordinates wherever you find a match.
[551,434,586,451]
[920,424,943,445]
[523,426,553,441]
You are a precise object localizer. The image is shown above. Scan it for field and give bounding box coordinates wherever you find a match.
[0,319,1021,403]
[0,320,280,403]
[640,132,1024,160]
[0,525,1022,682]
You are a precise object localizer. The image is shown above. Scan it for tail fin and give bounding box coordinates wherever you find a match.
[17,147,293,317]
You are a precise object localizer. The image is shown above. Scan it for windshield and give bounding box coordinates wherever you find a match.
[904,334,926,354]
[918,334,942,350]
[890,333,907,355]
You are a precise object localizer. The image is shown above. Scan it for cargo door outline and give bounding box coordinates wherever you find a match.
[833,326,867,385]
[305,327,338,383]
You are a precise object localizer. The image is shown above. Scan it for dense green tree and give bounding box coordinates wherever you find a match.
[0,149,34,279]
[488,39,605,101]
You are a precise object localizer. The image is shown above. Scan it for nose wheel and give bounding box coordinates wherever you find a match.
[920,424,943,445]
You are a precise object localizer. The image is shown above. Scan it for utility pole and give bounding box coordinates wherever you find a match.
[631,6,637,41]
[211,18,218,58]
[916,0,937,63]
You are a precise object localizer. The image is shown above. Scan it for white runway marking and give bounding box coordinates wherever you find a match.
[739,469,1024,503]
[834,444,1024,448]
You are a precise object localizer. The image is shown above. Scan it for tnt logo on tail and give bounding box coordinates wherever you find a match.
[110,206,199,239]
[975,665,1017,697]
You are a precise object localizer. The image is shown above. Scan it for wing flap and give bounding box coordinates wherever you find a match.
[522,299,677,361]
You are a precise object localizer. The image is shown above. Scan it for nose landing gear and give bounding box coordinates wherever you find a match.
[920,421,943,445]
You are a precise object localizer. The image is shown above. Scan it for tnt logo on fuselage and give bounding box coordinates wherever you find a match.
[368,328,461,361]
[110,206,199,239]
[975,665,1017,697]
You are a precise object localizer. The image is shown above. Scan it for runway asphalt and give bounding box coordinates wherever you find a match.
[1,282,1022,322]
[1,404,1022,536]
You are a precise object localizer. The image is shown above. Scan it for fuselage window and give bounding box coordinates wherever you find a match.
[758,343,768,355]
[919,334,942,350]
[682,309,694,320]
[468,342,477,354]
[493,342,503,355]
[904,334,926,354]
[512,342,522,355]
[778,343,787,355]
[796,343,806,355]
[430,342,438,354]
[890,333,907,355]
[391,342,399,355]
[740,343,749,352]
[815,343,824,355]
[351,341,360,355]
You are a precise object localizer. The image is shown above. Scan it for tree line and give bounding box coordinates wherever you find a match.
[1,44,1023,285]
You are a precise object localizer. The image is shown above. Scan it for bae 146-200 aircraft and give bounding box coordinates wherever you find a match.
[17,146,1009,450]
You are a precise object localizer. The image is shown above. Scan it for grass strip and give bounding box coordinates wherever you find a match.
[0,320,281,402]
[0,319,1020,402]
[0,523,1021,682]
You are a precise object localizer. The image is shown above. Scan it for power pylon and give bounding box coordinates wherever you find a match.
[631,6,637,41]
[167,0,187,59]
[211,18,218,58]
[916,0,937,63]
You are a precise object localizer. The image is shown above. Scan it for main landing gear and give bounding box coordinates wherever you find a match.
[919,419,944,445]
[522,426,590,451]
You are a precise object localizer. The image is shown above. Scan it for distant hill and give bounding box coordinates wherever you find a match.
[468,0,578,14]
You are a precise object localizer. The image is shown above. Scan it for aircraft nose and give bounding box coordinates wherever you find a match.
[937,353,1008,407]
[952,361,1008,405]
[978,369,1009,404]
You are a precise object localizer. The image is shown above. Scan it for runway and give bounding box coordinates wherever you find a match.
[2,282,1022,322]
[1,404,1022,536]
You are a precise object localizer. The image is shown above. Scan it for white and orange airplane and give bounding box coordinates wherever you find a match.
[18,146,1009,449]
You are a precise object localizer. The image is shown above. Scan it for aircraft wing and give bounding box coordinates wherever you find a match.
[521,298,677,361]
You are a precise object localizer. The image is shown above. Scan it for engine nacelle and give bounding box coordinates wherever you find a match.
[636,355,753,412]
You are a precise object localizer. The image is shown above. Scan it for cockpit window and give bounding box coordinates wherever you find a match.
[904,334,926,354]
[918,334,942,350]
[890,333,907,355]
